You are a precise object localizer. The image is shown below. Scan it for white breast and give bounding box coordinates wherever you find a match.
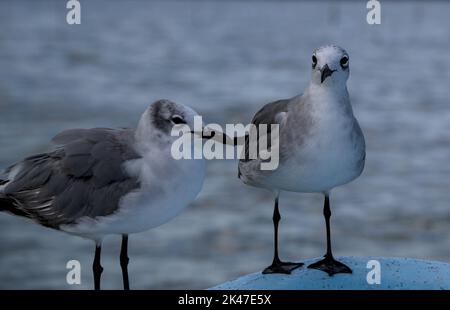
[265,92,365,193]
[119,153,206,232]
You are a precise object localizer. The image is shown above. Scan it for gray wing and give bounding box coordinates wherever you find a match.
[0,128,141,229]
[239,98,290,164]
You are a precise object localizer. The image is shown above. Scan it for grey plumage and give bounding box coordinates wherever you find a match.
[149,99,186,134]
[238,94,315,183]
[240,98,290,165]
[0,128,141,229]
[0,99,209,290]
[237,45,366,275]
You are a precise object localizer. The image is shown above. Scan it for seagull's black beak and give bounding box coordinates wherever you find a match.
[201,128,216,140]
[190,128,216,140]
[191,128,236,144]
[320,64,336,83]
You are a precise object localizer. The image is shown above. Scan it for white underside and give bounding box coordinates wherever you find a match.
[267,123,363,193]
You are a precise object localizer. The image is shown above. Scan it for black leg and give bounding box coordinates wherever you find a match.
[308,194,352,276]
[93,243,103,290]
[120,234,130,290]
[263,195,303,274]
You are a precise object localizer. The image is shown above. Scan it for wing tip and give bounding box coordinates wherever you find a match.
[0,195,24,217]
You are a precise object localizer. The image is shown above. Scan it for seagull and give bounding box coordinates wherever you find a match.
[0,99,220,289]
[238,45,366,276]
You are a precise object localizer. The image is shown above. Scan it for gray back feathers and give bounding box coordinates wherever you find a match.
[240,98,290,163]
[0,128,141,229]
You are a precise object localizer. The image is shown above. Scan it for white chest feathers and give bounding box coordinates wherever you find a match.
[119,151,206,233]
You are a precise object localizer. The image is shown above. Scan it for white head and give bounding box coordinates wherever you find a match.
[310,45,349,88]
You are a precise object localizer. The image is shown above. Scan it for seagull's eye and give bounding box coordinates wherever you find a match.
[340,56,349,69]
[171,115,186,124]
[312,55,317,68]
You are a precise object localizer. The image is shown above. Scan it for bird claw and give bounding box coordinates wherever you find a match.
[262,261,304,274]
[307,255,352,276]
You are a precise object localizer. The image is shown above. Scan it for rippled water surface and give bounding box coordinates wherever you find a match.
[1,0,450,289]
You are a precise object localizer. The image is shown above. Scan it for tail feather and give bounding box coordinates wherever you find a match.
[0,195,11,212]
[1,177,44,221]
[0,195,28,217]
[0,178,8,208]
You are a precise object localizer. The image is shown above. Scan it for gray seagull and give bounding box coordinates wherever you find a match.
[238,45,366,276]
[0,99,219,289]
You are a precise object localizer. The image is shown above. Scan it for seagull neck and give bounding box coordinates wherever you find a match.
[306,83,349,106]
[135,119,170,155]
[303,82,352,116]
[306,82,348,98]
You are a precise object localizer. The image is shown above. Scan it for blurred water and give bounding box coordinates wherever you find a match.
[1,0,450,289]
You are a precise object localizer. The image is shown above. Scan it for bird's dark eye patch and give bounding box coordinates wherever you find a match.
[312,55,317,68]
[171,115,186,124]
[340,56,349,69]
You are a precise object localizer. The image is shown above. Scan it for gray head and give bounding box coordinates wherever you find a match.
[148,99,199,134]
[135,99,200,143]
[136,99,230,146]
[310,45,349,87]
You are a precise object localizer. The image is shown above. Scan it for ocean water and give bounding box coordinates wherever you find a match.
[1,0,450,289]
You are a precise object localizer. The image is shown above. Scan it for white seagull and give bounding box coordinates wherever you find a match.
[238,45,366,276]
[0,99,220,289]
